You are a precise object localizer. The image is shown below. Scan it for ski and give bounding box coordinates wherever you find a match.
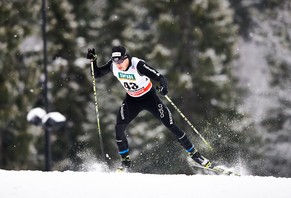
[190,161,241,176]
[115,166,131,173]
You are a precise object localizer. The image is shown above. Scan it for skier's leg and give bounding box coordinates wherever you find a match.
[144,94,194,151]
[115,123,129,157]
[152,102,194,151]
[115,98,141,168]
[145,94,211,167]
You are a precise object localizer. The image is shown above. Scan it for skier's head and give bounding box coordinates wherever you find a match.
[111,46,128,64]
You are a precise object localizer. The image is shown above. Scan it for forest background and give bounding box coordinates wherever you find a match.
[1,0,290,177]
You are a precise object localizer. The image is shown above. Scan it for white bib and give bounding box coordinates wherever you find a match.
[112,57,152,97]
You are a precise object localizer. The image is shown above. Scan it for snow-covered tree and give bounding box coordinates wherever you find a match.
[0,1,41,169]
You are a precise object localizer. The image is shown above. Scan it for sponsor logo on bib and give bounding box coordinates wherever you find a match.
[118,72,136,80]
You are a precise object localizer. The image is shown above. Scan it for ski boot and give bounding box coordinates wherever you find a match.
[189,149,212,168]
[116,154,131,172]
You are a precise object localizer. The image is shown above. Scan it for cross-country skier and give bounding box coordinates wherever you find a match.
[86,46,212,171]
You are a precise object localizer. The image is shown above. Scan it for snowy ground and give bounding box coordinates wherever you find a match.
[1,168,291,198]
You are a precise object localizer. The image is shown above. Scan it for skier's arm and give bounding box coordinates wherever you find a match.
[87,48,112,77]
[91,59,112,78]
[136,61,168,95]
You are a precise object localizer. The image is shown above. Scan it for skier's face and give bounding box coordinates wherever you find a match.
[115,58,129,71]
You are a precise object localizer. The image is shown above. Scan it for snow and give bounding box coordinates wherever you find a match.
[1,168,291,198]
[42,112,66,123]
[234,40,277,123]
[27,107,46,122]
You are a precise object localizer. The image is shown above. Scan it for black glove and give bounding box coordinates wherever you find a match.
[86,48,98,61]
[156,86,168,96]
[157,76,168,96]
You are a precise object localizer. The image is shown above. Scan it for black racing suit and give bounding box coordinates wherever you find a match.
[92,56,194,157]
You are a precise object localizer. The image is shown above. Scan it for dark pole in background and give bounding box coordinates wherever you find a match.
[42,0,51,171]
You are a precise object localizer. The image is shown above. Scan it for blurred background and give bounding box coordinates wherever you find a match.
[0,0,290,177]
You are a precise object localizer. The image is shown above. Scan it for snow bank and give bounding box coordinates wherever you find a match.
[1,169,291,198]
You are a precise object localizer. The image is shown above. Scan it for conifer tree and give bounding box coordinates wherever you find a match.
[0,1,40,169]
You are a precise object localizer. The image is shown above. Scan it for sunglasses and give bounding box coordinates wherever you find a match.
[112,55,127,64]
[113,58,124,64]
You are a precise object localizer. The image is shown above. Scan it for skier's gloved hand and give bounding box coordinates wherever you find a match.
[86,48,98,61]
[156,86,168,96]
[157,76,168,96]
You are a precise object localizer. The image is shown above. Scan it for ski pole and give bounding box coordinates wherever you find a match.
[90,61,105,160]
[164,95,213,150]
